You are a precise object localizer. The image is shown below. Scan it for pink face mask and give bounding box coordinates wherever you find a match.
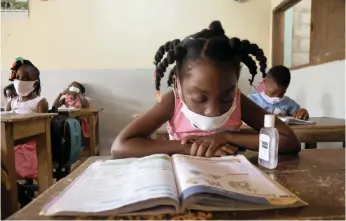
[13,80,36,96]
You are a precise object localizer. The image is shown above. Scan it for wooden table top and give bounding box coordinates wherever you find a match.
[57,108,104,113]
[241,117,345,131]
[1,113,57,122]
[8,148,345,220]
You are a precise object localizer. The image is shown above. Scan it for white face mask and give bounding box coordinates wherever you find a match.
[261,92,284,104]
[176,82,237,131]
[69,86,80,93]
[13,79,36,96]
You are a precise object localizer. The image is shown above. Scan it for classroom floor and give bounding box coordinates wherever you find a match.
[18,157,88,204]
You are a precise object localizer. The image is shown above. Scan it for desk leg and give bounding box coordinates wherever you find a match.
[305,143,317,149]
[1,123,19,214]
[88,115,96,156]
[36,118,53,193]
[95,113,100,155]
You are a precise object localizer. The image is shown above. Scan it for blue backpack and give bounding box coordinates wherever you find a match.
[50,115,83,167]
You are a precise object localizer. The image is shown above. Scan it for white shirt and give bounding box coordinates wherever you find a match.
[10,96,45,114]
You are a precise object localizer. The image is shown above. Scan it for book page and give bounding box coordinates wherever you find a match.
[172,154,295,205]
[42,154,179,216]
[279,116,315,125]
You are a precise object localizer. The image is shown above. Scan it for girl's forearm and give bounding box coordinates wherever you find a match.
[111,138,190,159]
[5,101,11,111]
[224,131,300,154]
[52,94,63,108]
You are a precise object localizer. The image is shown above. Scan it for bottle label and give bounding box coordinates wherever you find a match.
[259,134,270,161]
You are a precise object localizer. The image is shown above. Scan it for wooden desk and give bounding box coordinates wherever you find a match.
[156,117,345,148]
[242,117,345,149]
[8,148,345,220]
[1,113,57,215]
[58,108,103,157]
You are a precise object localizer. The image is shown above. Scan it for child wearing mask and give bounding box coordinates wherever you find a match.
[248,65,309,120]
[2,83,17,111]
[111,21,301,159]
[53,81,90,109]
[3,83,18,101]
[5,57,49,179]
[53,81,90,139]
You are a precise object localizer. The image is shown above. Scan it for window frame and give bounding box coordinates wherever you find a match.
[271,0,345,70]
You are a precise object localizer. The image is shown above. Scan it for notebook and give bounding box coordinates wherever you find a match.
[40,154,307,216]
[279,117,315,125]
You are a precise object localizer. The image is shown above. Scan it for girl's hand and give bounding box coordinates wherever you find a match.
[181,132,237,157]
[69,91,78,98]
[216,144,238,157]
[60,89,69,96]
[292,108,309,120]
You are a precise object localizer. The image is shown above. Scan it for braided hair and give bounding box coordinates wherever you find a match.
[9,57,41,96]
[153,21,267,96]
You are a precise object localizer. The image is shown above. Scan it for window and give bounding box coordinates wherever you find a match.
[272,0,345,69]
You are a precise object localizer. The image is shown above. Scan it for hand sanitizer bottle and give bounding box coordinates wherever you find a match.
[258,114,279,169]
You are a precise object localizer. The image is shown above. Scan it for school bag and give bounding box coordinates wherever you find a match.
[50,108,83,168]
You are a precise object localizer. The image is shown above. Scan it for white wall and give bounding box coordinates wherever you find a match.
[1,0,271,155]
[1,0,271,70]
[287,60,345,119]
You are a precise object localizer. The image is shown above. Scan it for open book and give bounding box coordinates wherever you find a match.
[41,154,307,216]
[279,116,315,125]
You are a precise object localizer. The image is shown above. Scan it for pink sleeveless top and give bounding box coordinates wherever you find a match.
[167,89,242,140]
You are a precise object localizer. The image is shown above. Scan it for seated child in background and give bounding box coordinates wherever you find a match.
[53,81,89,109]
[247,65,309,120]
[5,57,49,179]
[53,81,90,139]
[1,83,17,111]
[111,21,301,159]
[6,58,48,113]
[3,83,18,102]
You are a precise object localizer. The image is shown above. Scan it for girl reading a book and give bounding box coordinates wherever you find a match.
[112,21,301,158]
